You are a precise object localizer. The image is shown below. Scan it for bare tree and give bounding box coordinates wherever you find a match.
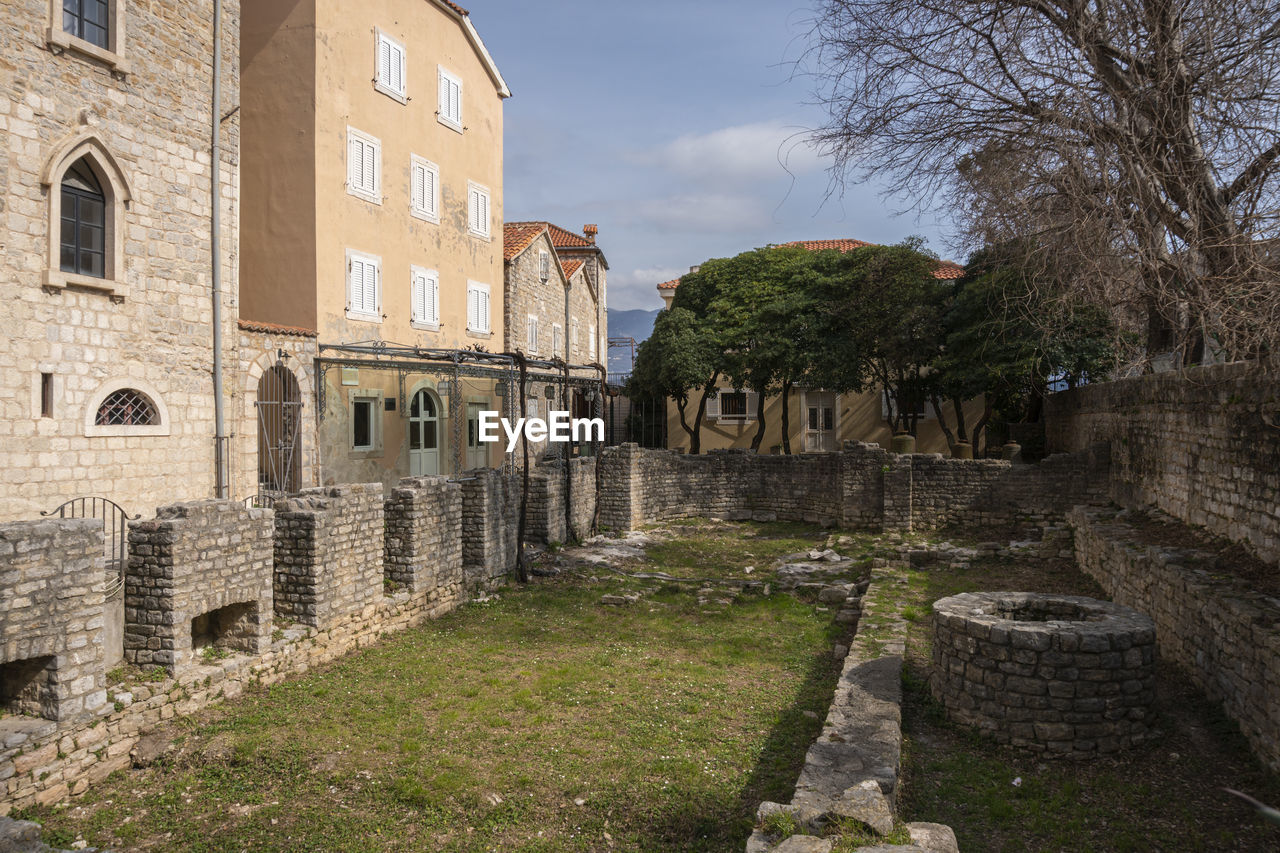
[805,1,1280,365]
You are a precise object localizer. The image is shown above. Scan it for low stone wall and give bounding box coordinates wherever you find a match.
[931,592,1156,755]
[384,476,463,594]
[125,501,275,676]
[598,442,1107,534]
[1069,505,1280,772]
[526,456,598,544]
[0,520,108,724]
[1046,361,1280,566]
[460,468,520,589]
[273,484,384,630]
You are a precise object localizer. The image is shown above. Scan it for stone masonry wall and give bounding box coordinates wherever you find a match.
[1046,361,1280,565]
[0,520,107,724]
[598,442,1107,533]
[0,0,242,523]
[460,469,519,589]
[125,501,274,675]
[384,476,463,596]
[1069,505,1280,772]
[272,484,384,629]
[526,456,597,544]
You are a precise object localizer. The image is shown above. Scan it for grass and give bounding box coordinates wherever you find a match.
[641,518,835,580]
[21,522,846,853]
[888,553,1280,853]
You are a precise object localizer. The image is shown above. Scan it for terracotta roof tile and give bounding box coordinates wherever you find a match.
[657,238,966,292]
[561,259,584,279]
[238,319,318,338]
[506,220,596,250]
[503,222,547,261]
[438,0,469,16]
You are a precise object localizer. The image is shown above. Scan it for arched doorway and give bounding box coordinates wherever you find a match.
[409,388,442,476]
[256,364,302,495]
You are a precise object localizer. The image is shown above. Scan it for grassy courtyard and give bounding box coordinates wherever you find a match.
[19,522,846,852]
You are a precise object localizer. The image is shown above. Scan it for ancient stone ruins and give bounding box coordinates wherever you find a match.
[2,363,1279,853]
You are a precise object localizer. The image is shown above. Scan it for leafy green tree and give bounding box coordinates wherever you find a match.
[806,241,948,436]
[626,307,719,454]
[931,243,1122,454]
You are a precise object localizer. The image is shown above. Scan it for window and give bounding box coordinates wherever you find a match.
[467,282,491,334]
[63,0,108,49]
[467,182,490,238]
[438,66,462,130]
[410,266,439,328]
[588,324,597,360]
[40,373,54,419]
[346,128,380,203]
[346,250,381,321]
[571,320,579,353]
[526,315,539,353]
[350,395,379,451]
[375,31,407,101]
[410,155,439,222]
[95,388,158,426]
[60,159,105,278]
[552,323,563,357]
[538,250,551,282]
[527,397,539,419]
[707,390,757,423]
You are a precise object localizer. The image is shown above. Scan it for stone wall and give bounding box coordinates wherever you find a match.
[1046,361,1280,566]
[272,484,384,629]
[598,442,1107,533]
[125,501,274,675]
[460,468,520,589]
[526,456,597,544]
[0,520,107,724]
[1069,505,1280,772]
[384,476,463,602]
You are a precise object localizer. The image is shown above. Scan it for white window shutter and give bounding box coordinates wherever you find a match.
[589,324,597,358]
[378,38,391,87]
[392,43,405,94]
[365,262,378,314]
[425,166,436,215]
[479,288,490,332]
[348,135,362,188]
[467,286,478,331]
[745,391,758,421]
[411,270,424,322]
[706,392,720,419]
[427,273,439,325]
[365,142,378,195]
[411,163,425,211]
[439,72,450,120]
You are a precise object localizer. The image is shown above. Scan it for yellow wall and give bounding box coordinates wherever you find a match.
[665,387,988,456]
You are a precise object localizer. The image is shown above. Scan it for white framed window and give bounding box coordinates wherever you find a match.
[346,249,381,322]
[552,323,563,357]
[410,265,439,329]
[349,391,384,453]
[571,320,579,354]
[467,181,491,238]
[707,389,758,423]
[346,127,381,204]
[375,30,407,102]
[438,66,463,131]
[410,155,439,223]
[526,315,539,353]
[588,323,597,359]
[467,281,491,334]
[538,250,551,282]
[527,397,540,419]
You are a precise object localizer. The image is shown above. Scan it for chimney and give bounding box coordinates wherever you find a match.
[583,224,598,244]
[690,264,701,273]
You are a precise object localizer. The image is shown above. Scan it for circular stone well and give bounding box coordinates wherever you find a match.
[931,592,1156,756]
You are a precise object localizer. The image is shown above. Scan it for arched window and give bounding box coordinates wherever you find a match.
[60,158,106,278]
[95,389,158,426]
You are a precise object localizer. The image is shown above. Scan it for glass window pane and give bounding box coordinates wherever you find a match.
[81,197,104,226]
[64,10,78,34]
[353,401,371,447]
[808,408,818,430]
[60,243,76,272]
[410,393,420,418]
[61,215,77,246]
[84,21,107,49]
[409,422,420,450]
[423,422,436,449]
[86,0,107,27]
[823,409,834,431]
[423,394,435,417]
[80,249,103,278]
[80,222,103,252]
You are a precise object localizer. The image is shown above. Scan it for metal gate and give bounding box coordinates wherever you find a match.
[41,496,139,597]
[256,363,302,498]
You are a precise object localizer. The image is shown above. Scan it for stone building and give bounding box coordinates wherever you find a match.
[0,0,242,523]
[240,0,510,490]
[502,221,609,454]
[656,238,979,455]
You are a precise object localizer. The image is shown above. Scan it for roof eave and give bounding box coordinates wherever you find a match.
[430,0,511,98]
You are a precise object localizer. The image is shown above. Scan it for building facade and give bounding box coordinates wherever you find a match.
[0,0,242,522]
[240,0,510,490]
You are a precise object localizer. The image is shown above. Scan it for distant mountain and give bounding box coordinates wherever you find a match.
[606,308,659,374]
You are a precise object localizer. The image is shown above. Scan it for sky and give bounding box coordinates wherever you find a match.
[473,0,959,312]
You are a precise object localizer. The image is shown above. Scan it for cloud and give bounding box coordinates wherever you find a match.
[641,120,825,186]
[611,265,689,292]
[624,192,774,233]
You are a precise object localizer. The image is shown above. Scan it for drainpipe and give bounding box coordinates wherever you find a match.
[563,277,573,541]
[210,0,228,498]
